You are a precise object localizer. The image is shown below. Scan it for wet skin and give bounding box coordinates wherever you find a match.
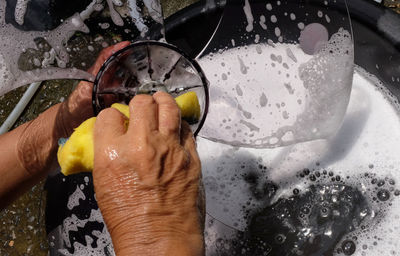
[0,42,205,255]
[0,42,130,208]
[93,92,204,255]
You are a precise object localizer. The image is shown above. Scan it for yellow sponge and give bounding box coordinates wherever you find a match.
[57,117,96,176]
[58,92,201,176]
[111,103,129,118]
[175,91,201,124]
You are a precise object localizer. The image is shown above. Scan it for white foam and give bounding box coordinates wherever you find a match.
[0,0,165,96]
[67,185,86,210]
[325,14,331,23]
[14,0,30,25]
[106,0,124,26]
[0,1,96,95]
[200,67,400,253]
[198,28,353,149]
[59,209,114,255]
[259,15,267,30]
[243,0,254,32]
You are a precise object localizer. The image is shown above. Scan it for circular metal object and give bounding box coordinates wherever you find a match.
[92,41,209,136]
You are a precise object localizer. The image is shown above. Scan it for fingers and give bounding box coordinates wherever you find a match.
[69,41,131,119]
[153,91,181,141]
[88,41,131,75]
[128,95,158,134]
[181,121,201,175]
[181,121,196,150]
[94,108,128,144]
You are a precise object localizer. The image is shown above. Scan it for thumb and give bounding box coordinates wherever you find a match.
[88,41,131,75]
[94,108,128,144]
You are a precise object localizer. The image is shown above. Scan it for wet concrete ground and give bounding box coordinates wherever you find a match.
[0,0,196,255]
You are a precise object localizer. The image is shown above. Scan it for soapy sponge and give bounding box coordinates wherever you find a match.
[58,92,201,176]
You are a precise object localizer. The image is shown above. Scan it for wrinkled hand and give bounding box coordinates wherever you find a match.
[16,42,131,176]
[93,92,204,255]
[57,41,130,138]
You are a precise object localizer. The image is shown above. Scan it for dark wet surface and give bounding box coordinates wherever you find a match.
[205,165,400,256]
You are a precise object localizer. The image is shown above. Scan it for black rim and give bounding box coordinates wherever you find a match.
[92,40,210,137]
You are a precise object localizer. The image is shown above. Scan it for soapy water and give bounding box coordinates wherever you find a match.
[4,0,393,254]
[0,0,164,96]
[204,168,400,256]
[195,0,354,149]
[51,67,400,256]
[205,182,372,256]
[198,27,353,148]
[201,66,400,255]
[46,175,116,256]
[0,0,354,151]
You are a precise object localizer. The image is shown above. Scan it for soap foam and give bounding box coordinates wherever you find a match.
[198,28,353,149]
[200,66,400,255]
[243,0,254,32]
[14,0,30,25]
[67,185,86,210]
[0,0,165,96]
[57,209,114,255]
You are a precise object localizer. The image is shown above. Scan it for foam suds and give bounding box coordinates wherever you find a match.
[57,209,114,255]
[201,66,400,255]
[14,0,30,25]
[259,15,267,30]
[67,186,86,210]
[243,0,254,32]
[198,28,353,149]
[0,0,164,96]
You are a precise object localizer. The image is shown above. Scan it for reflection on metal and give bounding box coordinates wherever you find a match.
[92,41,209,136]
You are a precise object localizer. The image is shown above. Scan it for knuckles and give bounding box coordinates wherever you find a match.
[97,107,118,119]
[130,94,155,108]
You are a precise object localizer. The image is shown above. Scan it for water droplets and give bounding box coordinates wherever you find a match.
[341,240,356,255]
[237,56,248,74]
[243,0,254,32]
[259,93,268,107]
[274,234,286,244]
[274,27,281,37]
[236,84,243,96]
[325,14,331,23]
[259,15,267,30]
[377,189,390,202]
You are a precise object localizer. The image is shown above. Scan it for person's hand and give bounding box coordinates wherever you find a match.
[15,42,130,179]
[93,92,204,255]
[57,41,130,138]
[1,42,132,208]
